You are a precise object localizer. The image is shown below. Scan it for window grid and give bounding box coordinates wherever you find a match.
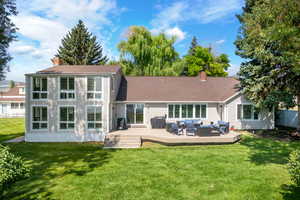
[32,106,48,130]
[59,107,75,129]
[168,104,207,119]
[11,103,19,109]
[87,106,102,129]
[237,104,259,120]
[32,77,48,99]
[60,77,75,99]
[87,77,102,100]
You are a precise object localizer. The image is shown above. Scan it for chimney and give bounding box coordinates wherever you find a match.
[199,71,207,81]
[51,57,63,65]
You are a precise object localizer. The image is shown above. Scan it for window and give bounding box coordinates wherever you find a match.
[32,107,47,129]
[19,87,25,95]
[87,106,102,129]
[168,104,207,119]
[60,77,75,99]
[237,104,259,120]
[32,77,47,99]
[59,107,75,129]
[195,104,207,118]
[20,103,24,109]
[11,103,19,109]
[87,77,102,99]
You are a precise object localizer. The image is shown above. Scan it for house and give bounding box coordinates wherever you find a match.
[24,59,274,142]
[0,82,25,117]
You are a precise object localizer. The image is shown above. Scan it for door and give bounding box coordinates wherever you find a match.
[1,104,7,114]
[126,104,144,124]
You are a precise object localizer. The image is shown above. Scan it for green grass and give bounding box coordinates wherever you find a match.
[0,118,24,142]
[1,119,300,199]
[2,137,300,200]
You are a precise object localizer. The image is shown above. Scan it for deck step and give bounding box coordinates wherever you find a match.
[104,135,141,149]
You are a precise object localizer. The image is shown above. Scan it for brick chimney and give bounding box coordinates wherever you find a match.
[199,71,207,81]
[51,57,63,65]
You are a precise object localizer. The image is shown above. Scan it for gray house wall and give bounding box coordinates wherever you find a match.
[25,74,112,142]
[225,94,274,129]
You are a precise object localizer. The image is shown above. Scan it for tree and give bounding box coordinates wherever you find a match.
[118,26,181,76]
[184,46,230,76]
[0,0,17,80]
[235,0,300,131]
[188,36,198,55]
[56,20,108,65]
[0,145,30,196]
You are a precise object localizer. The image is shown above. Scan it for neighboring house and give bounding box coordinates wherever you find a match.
[25,60,274,142]
[0,83,25,117]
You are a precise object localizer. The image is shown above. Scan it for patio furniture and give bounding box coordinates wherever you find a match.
[185,121,197,136]
[217,121,230,134]
[196,125,221,136]
[166,123,184,135]
[151,116,166,128]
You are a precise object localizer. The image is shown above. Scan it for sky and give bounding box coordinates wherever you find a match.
[6,0,245,81]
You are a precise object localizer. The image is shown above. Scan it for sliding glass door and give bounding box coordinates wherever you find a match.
[126,104,144,124]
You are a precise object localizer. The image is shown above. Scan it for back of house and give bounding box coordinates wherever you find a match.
[25,60,274,142]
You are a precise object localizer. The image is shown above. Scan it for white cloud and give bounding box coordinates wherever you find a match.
[164,27,186,41]
[6,0,124,81]
[151,0,242,35]
[215,39,225,44]
[228,63,240,76]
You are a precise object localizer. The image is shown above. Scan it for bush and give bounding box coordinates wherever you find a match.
[287,150,300,186]
[0,145,30,195]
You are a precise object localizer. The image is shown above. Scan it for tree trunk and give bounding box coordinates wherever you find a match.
[298,94,300,132]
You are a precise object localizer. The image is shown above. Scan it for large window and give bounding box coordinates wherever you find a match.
[168,104,207,119]
[87,77,102,99]
[59,107,75,129]
[87,106,102,129]
[237,104,259,120]
[32,77,47,99]
[32,106,47,129]
[60,77,75,99]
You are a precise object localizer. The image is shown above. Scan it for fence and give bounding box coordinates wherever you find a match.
[276,110,298,128]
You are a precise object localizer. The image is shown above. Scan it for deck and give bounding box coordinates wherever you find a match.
[105,128,241,148]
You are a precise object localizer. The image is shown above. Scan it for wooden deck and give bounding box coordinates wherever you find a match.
[106,128,241,148]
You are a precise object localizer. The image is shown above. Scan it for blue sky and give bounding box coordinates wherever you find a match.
[7,0,244,81]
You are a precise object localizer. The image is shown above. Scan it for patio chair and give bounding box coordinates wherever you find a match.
[217,121,230,134]
[167,123,184,135]
[186,121,197,136]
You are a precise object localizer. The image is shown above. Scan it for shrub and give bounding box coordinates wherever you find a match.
[287,150,300,186]
[0,145,30,195]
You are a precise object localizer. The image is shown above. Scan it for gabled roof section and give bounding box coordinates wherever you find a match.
[117,76,240,102]
[36,65,121,75]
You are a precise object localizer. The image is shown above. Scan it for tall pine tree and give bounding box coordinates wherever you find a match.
[235,0,300,131]
[188,36,198,55]
[56,20,108,65]
[0,0,17,80]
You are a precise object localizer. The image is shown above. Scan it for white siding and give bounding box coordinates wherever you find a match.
[225,94,274,129]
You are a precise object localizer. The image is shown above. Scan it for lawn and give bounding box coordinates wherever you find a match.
[0,118,24,142]
[1,119,300,200]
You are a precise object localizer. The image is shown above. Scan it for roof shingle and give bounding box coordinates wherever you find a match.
[37,65,121,74]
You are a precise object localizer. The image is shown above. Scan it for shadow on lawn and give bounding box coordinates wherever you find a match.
[239,135,300,165]
[0,132,24,143]
[3,143,116,200]
[281,184,300,200]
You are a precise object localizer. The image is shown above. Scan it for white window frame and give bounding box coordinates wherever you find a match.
[31,106,48,130]
[167,103,207,120]
[58,106,75,130]
[59,77,75,100]
[125,103,145,125]
[31,77,48,100]
[86,106,103,130]
[20,103,25,109]
[236,103,260,121]
[86,77,103,100]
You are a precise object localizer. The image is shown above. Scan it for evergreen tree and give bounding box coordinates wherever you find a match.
[56,20,108,65]
[235,0,300,131]
[188,36,198,55]
[0,0,17,80]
